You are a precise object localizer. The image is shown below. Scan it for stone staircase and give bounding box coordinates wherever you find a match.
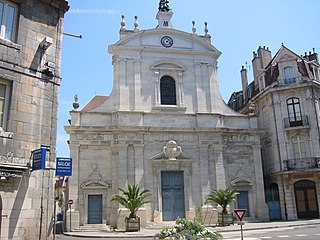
[73,224,114,232]
[146,221,176,229]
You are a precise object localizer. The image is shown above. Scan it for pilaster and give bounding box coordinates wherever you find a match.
[214,145,226,189]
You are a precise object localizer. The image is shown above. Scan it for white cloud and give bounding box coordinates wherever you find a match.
[69,8,119,14]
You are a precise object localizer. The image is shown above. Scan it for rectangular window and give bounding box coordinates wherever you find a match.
[284,66,295,84]
[292,136,307,159]
[0,80,10,129]
[0,0,17,42]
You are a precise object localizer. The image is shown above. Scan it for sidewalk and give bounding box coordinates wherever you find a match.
[63,219,320,239]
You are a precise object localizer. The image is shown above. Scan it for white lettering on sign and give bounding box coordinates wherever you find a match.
[58,162,71,167]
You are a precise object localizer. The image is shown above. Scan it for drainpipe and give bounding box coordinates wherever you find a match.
[271,92,288,220]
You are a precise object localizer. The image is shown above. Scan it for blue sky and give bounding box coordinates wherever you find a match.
[57,0,320,157]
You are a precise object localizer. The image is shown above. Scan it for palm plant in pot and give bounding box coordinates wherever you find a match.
[205,188,238,226]
[111,184,152,231]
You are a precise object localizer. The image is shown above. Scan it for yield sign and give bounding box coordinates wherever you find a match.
[234,209,247,221]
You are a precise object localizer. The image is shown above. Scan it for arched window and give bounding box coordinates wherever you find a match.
[160,76,176,105]
[287,97,302,126]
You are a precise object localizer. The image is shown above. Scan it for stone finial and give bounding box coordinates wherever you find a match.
[163,140,182,160]
[73,94,79,110]
[204,22,209,36]
[120,15,126,31]
[192,21,196,34]
[134,16,139,32]
[158,0,171,12]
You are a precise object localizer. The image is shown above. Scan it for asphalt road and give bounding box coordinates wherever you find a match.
[222,224,320,240]
[55,224,320,240]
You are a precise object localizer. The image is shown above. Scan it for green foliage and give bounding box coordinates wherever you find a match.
[205,188,238,214]
[110,184,152,218]
[194,206,203,224]
[155,218,221,239]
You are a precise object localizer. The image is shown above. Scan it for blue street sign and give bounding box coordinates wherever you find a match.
[56,157,72,176]
[32,147,47,170]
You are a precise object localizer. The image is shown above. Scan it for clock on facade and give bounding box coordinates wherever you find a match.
[161,36,173,48]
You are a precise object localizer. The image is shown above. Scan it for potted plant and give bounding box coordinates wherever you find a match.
[205,188,238,226]
[111,184,152,231]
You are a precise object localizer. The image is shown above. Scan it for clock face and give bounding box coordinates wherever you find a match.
[161,36,173,48]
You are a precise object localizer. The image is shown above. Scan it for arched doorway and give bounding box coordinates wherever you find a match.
[266,183,281,220]
[294,180,319,219]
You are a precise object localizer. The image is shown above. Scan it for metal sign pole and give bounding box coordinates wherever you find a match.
[240,224,243,240]
[53,199,56,240]
[69,203,71,232]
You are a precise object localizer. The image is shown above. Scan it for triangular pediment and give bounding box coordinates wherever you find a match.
[150,61,185,71]
[80,167,111,189]
[270,45,302,66]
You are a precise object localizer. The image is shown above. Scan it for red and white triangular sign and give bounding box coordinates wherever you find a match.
[234,209,247,221]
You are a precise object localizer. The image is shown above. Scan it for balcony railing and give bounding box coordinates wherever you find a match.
[283,115,309,128]
[284,157,320,171]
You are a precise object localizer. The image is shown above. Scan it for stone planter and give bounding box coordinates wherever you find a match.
[218,213,234,226]
[125,216,140,232]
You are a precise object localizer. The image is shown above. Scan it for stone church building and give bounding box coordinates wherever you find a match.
[66,1,268,229]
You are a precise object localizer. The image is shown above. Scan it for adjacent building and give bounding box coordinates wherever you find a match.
[0,0,69,239]
[228,45,320,220]
[66,1,268,230]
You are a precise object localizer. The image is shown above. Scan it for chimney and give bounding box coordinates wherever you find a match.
[257,46,272,69]
[252,46,272,82]
[308,48,319,63]
[241,66,248,100]
[252,50,261,81]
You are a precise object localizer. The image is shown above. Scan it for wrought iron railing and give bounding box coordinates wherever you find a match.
[284,157,320,171]
[283,115,309,128]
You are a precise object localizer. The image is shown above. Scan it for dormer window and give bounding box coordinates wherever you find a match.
[160,76,176,105]
[284,66,295,84]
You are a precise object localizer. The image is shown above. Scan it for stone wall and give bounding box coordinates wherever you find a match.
[0,0,68,239]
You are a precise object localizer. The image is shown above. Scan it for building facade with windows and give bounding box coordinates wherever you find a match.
[66,2,269,230]
[228,45,320,220]
[0,0,69,239]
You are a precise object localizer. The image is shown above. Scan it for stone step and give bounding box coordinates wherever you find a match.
[73,224,113,232]
[147,221,176,229]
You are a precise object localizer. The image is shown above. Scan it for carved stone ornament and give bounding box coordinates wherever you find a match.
[80,164,110,189]
[163,140,182,160]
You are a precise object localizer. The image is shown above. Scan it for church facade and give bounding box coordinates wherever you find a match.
[66,2,268,229]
